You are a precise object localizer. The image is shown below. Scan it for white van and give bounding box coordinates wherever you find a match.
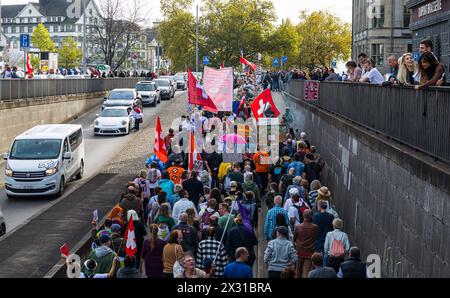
[3,124,85,198]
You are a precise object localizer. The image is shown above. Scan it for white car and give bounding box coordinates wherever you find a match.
[0,209,5,237]
[94,107,134,136]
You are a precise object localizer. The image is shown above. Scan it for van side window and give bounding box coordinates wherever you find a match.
[63,139,69,153]
[69,129,82,151]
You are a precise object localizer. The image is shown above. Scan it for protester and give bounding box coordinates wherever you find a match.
[264,195,289,241]
[172,213,199,257]
[182,171,205,208]
[337,247,370,278]
[154,203,176,230]
[293,209,317,278]
[172,190,197,224]
[324,218,350,272]
[162,231,185,278]
[196,227,228,277]
[141,224,166,278]
[127,210,147,267]
[226,215,258,268]
[175,255,214,278]
[85,235,117,274]
[313,200,335,253]
[308,252,337,278]
[79,257,119,278]
[264,226,297,278]
[223,247,253,278]
[119,186,143,217]
[117,255,141,278]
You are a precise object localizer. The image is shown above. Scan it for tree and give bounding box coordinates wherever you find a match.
[265,19,300,69]
[89,0,149,70]
[296,11,351,68]
[58,37,82,69]
[31,23,56,52]
[157,0,196,71]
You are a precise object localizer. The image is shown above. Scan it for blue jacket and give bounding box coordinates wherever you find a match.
[223,261,253,278]
[288,161,305,177]
[158,179,174,199]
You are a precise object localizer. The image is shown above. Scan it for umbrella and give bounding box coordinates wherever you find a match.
[222,134,246,144]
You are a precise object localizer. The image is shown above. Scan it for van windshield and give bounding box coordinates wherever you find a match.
[10,139,62,160]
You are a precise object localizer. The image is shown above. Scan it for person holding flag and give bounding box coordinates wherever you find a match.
[154,116,168,164]
[250,88,281,122]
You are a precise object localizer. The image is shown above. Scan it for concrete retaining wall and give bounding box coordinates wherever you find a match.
[284,91,450,278]
[0,92,105,154]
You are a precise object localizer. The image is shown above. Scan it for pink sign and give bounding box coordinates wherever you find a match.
[304,81,319,101]
[203,66,233,112]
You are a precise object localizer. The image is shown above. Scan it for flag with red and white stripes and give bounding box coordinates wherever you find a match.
[188,132,202,172]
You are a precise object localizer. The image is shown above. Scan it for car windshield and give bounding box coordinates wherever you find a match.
[154,80,169,87]
[174,76,184,81]
[108,91,134,100]
[100,109,128,117]
[10,139,61,160]
[136,84,156,91]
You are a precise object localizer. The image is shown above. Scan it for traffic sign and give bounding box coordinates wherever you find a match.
[203,56,210,65]
[273,58,279,67]
[20,34,30,48]
[413,51,420,62]
[331,61,337,68]
[282,56,288,63]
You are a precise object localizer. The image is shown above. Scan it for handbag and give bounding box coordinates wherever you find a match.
[173,244,184,277]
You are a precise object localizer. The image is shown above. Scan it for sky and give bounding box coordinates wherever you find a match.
[1,0,353,24]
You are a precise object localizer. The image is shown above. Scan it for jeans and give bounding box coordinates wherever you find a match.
[134,118,141,131]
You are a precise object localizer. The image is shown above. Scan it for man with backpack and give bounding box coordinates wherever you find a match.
[199,199,220,231]
[85,235,117,275]
[288,193,310,230]
[119,186,143,220]
[324,218,350,273]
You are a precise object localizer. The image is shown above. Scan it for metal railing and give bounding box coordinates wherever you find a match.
[285,80,450,163]
[0,78,142,101]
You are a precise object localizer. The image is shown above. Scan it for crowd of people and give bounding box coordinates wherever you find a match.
[69,75,372,279]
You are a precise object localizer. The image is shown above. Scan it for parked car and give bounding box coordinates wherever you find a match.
[173,75,187,90]
[102,89,142,110]
[0,209,5,237]
[135,81,160,106]
[159,76,177,97]
[153,79,174,100]
[94,107,134,136]
[3,124,85,198]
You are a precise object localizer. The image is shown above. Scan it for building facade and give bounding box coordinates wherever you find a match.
[0,0,101,61]
[352,0,412,73]
[408,0,449,81]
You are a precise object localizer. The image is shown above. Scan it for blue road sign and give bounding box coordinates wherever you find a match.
[282,56,288,63]
[273,58,279,67]
[413,51,420,62]
[331,61,337,68]
[203,56,210,65]
[20,34,30,48]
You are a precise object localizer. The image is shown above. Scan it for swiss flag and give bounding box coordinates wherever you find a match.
[239,56,257,72]
[187,68,218,113]
[250,89,281,121]
[26,53,33,77]
[188,132,202,172]
[124,219,137,257]
[154,116,168,163]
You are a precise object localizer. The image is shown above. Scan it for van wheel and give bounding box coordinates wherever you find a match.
[56,177,65,198]
[75,161,84,180]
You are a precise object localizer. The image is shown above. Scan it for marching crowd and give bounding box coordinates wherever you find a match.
[71,76,372,279]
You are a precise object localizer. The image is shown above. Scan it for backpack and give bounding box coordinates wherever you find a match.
[291,203,309,225]
[148,169,158,184]
[330,237,345,258]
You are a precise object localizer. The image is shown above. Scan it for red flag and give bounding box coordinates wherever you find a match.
[239,56,257,72]
[187,68,218,113]
[154,116,168,163]
[26,52,33,76]
[60,243,70,258]
[188,132,202,172]
[250,89,281,121]
[124,219,137,257]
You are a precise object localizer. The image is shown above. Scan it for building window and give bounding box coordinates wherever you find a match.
[28,26,33,33]
[404,6,411,28]
[20,26,24,33]
[371,44,384,66]
[372,5,385,28]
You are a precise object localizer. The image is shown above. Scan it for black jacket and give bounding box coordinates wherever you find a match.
[340,257,367,278]
[173,222,199,254]
[226,225,257,258]
[182,178,205,207]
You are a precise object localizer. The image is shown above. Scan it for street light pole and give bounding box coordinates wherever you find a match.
[195,4,199,73]
[82,0,87,74]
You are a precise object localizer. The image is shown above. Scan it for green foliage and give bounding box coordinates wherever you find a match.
[30,53,40,70]
[31,23,56,52]
[58,37,82,69]
[296,11,351,68]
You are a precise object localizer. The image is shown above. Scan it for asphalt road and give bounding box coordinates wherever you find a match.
[0,91,187,236]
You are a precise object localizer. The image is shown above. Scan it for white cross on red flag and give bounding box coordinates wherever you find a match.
[124,218,137,257]
[250,89,281,121]
[154,116,168,163]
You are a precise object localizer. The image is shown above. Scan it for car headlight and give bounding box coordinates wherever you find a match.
[5,166,12,177]
[45,166,58,176]
[95,120,100,126]
[122,120,127,125]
